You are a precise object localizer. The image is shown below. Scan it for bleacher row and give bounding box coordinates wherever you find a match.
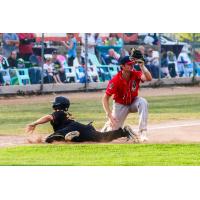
[0,53,120,86]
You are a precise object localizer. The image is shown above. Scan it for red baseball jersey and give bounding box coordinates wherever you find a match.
[106,70,142,105]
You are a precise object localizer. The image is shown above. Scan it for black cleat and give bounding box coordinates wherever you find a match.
[45,134,65,143]
[123,125,140,143]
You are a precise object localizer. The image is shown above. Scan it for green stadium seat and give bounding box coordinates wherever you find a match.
[9,68,31,85]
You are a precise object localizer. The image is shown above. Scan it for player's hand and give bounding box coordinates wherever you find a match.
[135,59,144,68]
[107,113,118,128]
[26,124,36,134]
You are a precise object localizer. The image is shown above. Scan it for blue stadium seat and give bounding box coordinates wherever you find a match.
[88,53,111,81]
[0,69,11,85]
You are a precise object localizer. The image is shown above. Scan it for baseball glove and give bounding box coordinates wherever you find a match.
[130,48,145,62]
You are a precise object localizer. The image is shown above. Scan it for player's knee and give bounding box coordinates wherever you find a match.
[140,97,148,107]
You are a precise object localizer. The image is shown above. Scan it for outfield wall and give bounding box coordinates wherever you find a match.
[0,77,200,95]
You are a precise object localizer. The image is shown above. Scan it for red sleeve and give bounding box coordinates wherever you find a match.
[106,79,116,96]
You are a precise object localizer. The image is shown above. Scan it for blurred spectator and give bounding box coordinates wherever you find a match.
[152,33,159,45]
[138,46,145,55]
[0,33,2,54]
[120,48,129,57]
[194,49,200,62]
[194,49,200,76]
[94,33,103,46]
[17,58,25,68]
[143,33,159,45]
[144,34,154,45]
[104,49,120,65]
[123,33,138,44]
[138,46,147,63]
[146,48,160,79]
[7,51,18,68]
[94,33,103,58]
[167,51,178,78]
[61,33,77,66]
[43,55,62,84]
[2,33,19,58]
[0,55,5,85]
[51,50,66,83]
[161,51,170,78]
[0,55,9,69]
[29,54,41,67]
[108,33,117,46]
[116,34,124,47]
[81,33,96,65]
[177,48,192,77]
[18,33,36,61]
[0,72,4,85]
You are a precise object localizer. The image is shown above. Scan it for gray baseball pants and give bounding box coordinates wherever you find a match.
[101,97,148,132]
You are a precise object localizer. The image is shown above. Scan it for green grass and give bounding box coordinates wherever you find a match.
[1,93,200,135]
[1,144,200,166]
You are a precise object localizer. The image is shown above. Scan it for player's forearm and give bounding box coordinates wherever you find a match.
[140,65,152,81]
[31,115,53,126]
[102,95,112,117]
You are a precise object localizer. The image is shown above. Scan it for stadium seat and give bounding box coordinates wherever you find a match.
[0,69,11,85]
[184,63,194,77]
[87,66,100,82]
[9,68,30,85]
[0,56,9,69]
[88,53,111,81]
[64,66,77,83]
[18,68,31,85]
[28,67,42,84]
[97,66,111,81]
[108,65,119,78]
[75,66,87,83]
[57,55,77,83]
[57,55,68,68]
[195,62,200,76]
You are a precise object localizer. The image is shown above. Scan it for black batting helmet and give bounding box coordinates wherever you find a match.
[52,96,70,111]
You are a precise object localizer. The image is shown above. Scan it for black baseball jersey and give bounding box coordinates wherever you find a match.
[46,110,128,143]
[50,110,74,132]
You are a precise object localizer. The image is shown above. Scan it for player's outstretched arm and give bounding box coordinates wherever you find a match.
[102,94,118,128]
[26,115,53,134]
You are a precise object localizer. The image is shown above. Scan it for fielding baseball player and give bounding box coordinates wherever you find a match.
[102,49,152,142]
[26,96,138,143]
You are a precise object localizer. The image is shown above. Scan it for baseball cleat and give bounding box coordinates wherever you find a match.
[45,134,65,143]
[123,125,140,143]
[138,131,149,142]
[65,131,80,141]
[139,135,149,142]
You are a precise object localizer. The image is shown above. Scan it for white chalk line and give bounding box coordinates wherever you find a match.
[149,122,200,130]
